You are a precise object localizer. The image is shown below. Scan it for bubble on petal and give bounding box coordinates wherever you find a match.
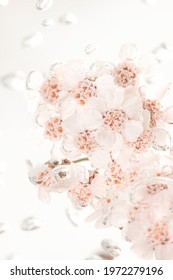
[21,216,45,231]
[89,61,114,78]
[161,165,173,176]
[0,0,9,6]
[49,62,63,76]
[129,153,140,163]
[59,12,78,25]
[42,18,55,27]
[0,223,7,234]
[153,128,172,151]
[85,44,96,55]
[22,32,43,48]
[1,71,26,91]
[65,207,85,227]
[36,0,53,11]
[119,44,137,60]
[101,239,121,257]
[26,71,44,90]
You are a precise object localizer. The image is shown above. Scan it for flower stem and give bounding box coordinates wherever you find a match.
[73,157,89,164]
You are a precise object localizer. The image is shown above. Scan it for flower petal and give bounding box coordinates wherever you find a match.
[119,44,137,61]
[89,149,111,169]
[162,106,173,124]
[123,120,143,142]
[155,244,173,260]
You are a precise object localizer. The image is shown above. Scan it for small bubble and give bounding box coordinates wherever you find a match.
[22,33,43,48]
[161,165,173,176]
[42,18,55,27]
[49,62,63,75]
[101,239,121,258]
[129,153,140,163]
[0,223,7,234]
[153,128,172,151]
[26,70,44,90]
[65,207,85,227]
[21,216,45,231]
[0,0,9,6]
[59,12,78,25]
[1,71,26,91]
[36,0,53,11]
[85,44,96,55]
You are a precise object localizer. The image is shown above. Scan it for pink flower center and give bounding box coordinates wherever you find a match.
[147,183,168,195]
[132,129,153,152]
[143,99,161,127]
[103,109,127,131]
[37,169,54,188]
[115,61,138,87]
[68,183,92,207]
[75,130,97,154]
[147,222,170,246]
[69,79,97,105]
[40,76,62,104]
[45,116,63,140]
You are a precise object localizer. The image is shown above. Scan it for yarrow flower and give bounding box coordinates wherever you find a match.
[27,44,173,259]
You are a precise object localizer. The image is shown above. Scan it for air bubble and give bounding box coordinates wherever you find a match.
[36,0,53,11]
[85,44,96,55]
[42,18,55,27]
[101,239,121,257]
[1,71,25,91]
[65,207,85,227]
[59,12,78,25]
[153,128,172,151]
[26,71,44,90]
[22,33,43,48]
[21,216,45,231]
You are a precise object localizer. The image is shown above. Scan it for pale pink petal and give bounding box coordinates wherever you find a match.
[162,106,173,123]
[91,175,107,197]
[55,60,86,90]
[96,127,115,149]
[62,114,79,135]
[119,44,137,61]
[89,149,111,169]
[123,120,143,142]
[95,74,115,90]
[123,95,142,119]
[155,244,173,260]
[59,95,76,120]
[78,109,102,130]
[132,240,153,259]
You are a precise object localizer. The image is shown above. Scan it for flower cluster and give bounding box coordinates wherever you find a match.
[28,44,173,259]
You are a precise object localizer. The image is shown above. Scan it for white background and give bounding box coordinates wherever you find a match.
[0,0,173,260]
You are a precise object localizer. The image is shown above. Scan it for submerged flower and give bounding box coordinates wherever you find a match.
[39,76,62,104]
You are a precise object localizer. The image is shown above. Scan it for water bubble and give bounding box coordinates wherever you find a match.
[153,128,172,151]
[59,12,78,25]
[119,44,137,60]
[0,0,9,6]
[85,44,96,55]
[89,61,114,78]
[0,223,7,234]
[161,165,173,176]
[129,153,140,163]
[21,216,45,231]
[1,71,26,91]
[65,207,85,227]
[22,32,43,48]
[49,62,63,75]
[36,0,53,11]
[42,18,55,27]
[26,70,44,90]
[101,239,121,258]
